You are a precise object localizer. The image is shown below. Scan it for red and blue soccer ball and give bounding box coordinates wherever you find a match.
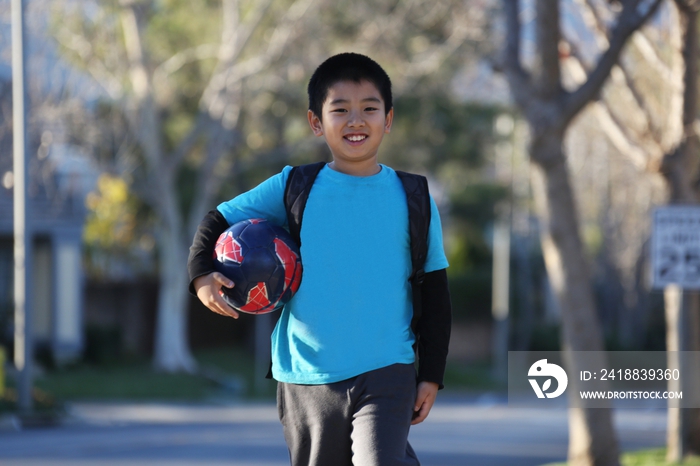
[213,218,302,315]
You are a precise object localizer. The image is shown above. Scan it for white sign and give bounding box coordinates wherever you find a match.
[651,206,700,289]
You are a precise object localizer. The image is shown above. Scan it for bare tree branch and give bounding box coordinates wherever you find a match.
[662,4,700,204]
[264,0,316,59]
[562,56,650,166]
[152,44,220,85]
[629,33,677,83]
[563,0,663,122]
[502,0,533,108]
[566,0,683,168]
[119,1,162,159]
[168,114,208,171]
[677,7,699,130]
[200,0,312,124]
[219,0,274,66]
[206,0,274,83]
[591,101,663,171]
[348,0,421,52]
[567,42,657,142]
[53,26,124,99]
[177,0,317,232]
[674,0,700,13]
[565,39,677,171]
[579,0,674,81]
[534,0,562,99]
[118,0,175,229]
[611,66,661,144]
[189,125,235,216]
[400,8,478,82]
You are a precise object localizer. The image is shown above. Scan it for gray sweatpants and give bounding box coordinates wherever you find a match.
[276,363,420,466]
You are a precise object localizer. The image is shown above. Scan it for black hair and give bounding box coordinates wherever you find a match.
[307,53,392,120]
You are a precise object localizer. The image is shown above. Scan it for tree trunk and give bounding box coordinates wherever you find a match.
[503,0,664,463]
[144,160,199,373]
[662,4,700,459]
[153,224,197,373]
[531,134,620,466]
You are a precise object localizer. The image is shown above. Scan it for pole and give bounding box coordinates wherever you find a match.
[491,212,510,381]
[11,0,33,412]
[665,284,684,461]
[491,115,515,381]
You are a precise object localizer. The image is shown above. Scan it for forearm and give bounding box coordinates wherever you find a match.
[415,268,452,389]
[187,209,230,295]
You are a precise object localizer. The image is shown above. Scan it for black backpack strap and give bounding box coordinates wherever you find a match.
[284,162,326,247]
[395,171,431,334]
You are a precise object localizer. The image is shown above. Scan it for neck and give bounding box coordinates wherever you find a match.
[328,160,381,177]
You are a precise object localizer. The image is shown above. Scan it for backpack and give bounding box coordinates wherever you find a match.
[283,162,431,333]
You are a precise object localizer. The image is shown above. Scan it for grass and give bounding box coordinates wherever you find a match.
[35,362,217,400]
[542,448,700,466]
[1,349,499,409]
[1,347,277,412]
[442,361,506,391]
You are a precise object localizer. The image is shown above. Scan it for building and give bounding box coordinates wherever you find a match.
[0,140,96,364]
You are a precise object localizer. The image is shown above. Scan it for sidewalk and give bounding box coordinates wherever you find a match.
[0,396,667,466]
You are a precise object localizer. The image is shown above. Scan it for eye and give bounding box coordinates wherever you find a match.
[331,108,348,113]
[365,107,378,112]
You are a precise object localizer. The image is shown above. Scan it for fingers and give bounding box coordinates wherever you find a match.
[411,390,431,425]
[195,273,239,319]
[211,274,239,318]
[212,272,234,289]
[411,404,430,425]
[411,382,438,425]
[214,290,239,319]
[201,292,237,318]
[209,294,240,319]
[203,287,238,319]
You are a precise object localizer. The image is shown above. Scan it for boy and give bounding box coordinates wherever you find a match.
[188,53,451,465]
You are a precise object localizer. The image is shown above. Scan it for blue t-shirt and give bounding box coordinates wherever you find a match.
[217,164,448,385]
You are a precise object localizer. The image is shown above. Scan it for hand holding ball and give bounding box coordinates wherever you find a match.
[213,219,302,315]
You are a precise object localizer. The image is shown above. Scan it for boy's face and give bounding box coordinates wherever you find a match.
[308,80,393,172]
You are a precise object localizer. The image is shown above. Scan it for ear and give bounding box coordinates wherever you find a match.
[308,110,324,137]
[384,107,394,134]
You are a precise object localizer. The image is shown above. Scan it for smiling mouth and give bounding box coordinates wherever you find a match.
[345,135,367,142]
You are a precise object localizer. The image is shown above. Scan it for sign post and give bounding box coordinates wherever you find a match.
[651,205,700,461]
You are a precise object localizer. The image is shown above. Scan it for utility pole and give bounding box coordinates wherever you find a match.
[12,0,33,413]
[491,114,515,381]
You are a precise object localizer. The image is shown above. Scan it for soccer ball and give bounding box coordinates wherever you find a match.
[213,218,302,314]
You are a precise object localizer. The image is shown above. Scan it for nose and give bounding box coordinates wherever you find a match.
[347,109,365,127]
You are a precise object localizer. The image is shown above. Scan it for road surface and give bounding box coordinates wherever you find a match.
[0,395,667,465]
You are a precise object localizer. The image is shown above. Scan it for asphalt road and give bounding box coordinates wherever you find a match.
[0,396,667,466]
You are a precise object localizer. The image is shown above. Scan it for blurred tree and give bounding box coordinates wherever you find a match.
[83,173,155,279]
[84,175,136,250]
[52,0,499,372]
[383,97,508,322]
[501,1,662,465]
[560,0,682,353]
[659,0,700,460]
[559,0,699,458]
[662,1,700,203]
[53,0,318,372]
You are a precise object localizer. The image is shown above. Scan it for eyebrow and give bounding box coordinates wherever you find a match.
[329,97,382,105]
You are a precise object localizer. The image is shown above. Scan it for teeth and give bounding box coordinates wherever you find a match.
[347,135,366,142]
